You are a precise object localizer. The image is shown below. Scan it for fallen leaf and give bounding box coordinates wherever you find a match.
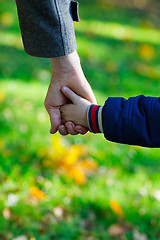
[26,196,39,206]
[108,223,126,237]
[51,134,66,159]
[68,166,86,185]
[77,159,98,172]
[138,44,155,60]
[134,63,160,80]
[2,208,11,220]
[1,12,14,26]
[62,145,83,168]
[0,90,5,102]
[30,186,46,200]
[110,199,124,217]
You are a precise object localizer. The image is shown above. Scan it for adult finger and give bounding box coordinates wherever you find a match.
[58,124,68,136]
[45,105,61,134]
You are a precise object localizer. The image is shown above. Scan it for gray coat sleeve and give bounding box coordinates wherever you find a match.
[15,0,78,58]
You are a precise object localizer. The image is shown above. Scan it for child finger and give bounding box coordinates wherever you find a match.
[75,125,89,135]
[65,121,79,135]
[58,125,68,136]
[61,86,79,103]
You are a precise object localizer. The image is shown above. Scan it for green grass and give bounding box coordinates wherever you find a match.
[0,0,160,239]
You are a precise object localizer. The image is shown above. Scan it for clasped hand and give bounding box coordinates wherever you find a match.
[44,51,96,136]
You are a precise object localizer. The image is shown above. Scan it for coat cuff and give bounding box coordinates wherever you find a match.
[87,105,103,133]
[15,0,78,58]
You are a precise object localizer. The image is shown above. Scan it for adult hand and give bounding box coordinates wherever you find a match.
[44,51,97,135]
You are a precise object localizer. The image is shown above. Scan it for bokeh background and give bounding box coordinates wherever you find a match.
[0,0,160,239]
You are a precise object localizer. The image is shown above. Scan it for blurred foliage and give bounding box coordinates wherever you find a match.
[0,0,160,239]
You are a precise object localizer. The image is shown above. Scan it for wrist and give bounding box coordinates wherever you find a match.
[50,51,82,74]
[87,105,104,133]
[83,104,91,128]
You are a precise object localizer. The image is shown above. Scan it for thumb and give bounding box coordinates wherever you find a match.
[61,86,79,103]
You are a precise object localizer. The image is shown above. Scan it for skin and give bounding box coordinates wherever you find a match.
[44,51,97,135]
[60,86,92,128]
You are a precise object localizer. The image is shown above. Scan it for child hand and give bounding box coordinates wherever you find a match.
[60,86,91,128]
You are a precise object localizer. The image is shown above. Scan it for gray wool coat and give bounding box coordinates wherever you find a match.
[15,0,79,58]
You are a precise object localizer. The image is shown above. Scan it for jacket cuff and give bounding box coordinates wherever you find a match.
[15,0,78,58]
[87,105,103,133]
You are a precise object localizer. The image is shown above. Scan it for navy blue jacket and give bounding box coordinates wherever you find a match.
[88,95,160,148]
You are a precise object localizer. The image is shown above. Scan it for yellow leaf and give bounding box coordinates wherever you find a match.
[62,145,83,168]
[51,134,66,159]
[138,44,155,60]
[108,223,126,237]
[1,12,14,26]
[0,138,5,150]
[77,159,98,171]
[68,166,86,185]
[30,186,46,200]
[0,90,5,102]
[110,199,124,217]
[135,63,160,80]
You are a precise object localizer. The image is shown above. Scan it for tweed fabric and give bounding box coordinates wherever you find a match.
[15,0,78,58]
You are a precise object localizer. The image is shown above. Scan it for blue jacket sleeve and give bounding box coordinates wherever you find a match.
[102,95,160,148]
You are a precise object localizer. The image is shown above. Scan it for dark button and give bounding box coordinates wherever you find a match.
[70,1,80,22]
